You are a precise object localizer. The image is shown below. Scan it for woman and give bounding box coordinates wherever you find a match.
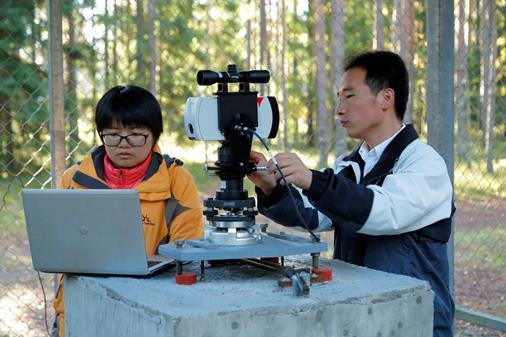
[54,85,204,336]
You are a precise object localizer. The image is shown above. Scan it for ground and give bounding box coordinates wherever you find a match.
[0,194,504,337]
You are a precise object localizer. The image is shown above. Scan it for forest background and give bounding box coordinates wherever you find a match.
[0,1,504,336]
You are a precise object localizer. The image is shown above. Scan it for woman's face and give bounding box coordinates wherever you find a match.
[100,121,155,168]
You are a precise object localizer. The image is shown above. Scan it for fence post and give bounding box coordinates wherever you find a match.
[48,0,65,189]
[426,0,455,292]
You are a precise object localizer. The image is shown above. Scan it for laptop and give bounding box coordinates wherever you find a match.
[22,189,173,276]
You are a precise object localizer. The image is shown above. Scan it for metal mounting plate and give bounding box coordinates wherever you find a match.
[158,232,328,261]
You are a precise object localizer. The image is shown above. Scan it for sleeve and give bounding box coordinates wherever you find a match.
[357,147,453,235]
[256,184,322,231]
[303,169,374,232]
[256,162,366,233]
[303,144,453,236]
[58,165,78,189]
[167,166,204,242]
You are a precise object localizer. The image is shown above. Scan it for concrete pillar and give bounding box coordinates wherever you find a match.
[65,259,433,337]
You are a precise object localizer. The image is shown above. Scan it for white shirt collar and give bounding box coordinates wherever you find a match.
[359,124,405,175]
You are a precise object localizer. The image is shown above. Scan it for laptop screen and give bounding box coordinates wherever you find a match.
[22,189,152,275]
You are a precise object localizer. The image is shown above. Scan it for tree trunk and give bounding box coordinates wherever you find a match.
[373,0,383,49]
[136,0,145,85]
[125,0,132,67]
[92,18,98,145]
[406,1,416,124]
[104,0,109,88]
[30,5,43,145]
[266,0,272,72]
[306,1,315,147]
[274,0,280,97]
[315,0,328,167]
[259,0,268,95]
[479,0,488,146]
[291,0,299,139]
[251,0,258,67]
[113,0,118,84]
[49,0,66,187]
[205,3,211,68]
[259,0,267,67]
[392,0,415,123]
[148,0,156,95]
[65,0,79,164]
[331,0,346,156]
[281,0,288,151]
[480,0,496,173]
[391,0,401,52]
[246,0,252,70]
[487,0,497,174]
[455,0,471,163]
[158,27,163,99]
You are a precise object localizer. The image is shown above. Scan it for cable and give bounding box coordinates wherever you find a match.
[235,126,320,242]
[37,271,51,337]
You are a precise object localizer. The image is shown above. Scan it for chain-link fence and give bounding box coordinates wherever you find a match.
[453,0,505,335]
[0,1,504,336]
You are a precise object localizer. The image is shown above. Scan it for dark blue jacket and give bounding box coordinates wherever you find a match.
[257,125,455,337]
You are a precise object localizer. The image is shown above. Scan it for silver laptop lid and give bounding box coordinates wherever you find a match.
[22,189,151,275]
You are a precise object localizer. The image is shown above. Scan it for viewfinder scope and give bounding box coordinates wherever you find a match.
[197,67,270,86]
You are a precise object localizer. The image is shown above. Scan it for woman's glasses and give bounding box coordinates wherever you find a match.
[100,133,150,147]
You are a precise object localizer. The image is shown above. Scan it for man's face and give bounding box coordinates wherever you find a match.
[336,67,384,141]
[100,120,154,168]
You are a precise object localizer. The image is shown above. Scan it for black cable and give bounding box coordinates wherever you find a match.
[37,271,51,337]
[236,126,320,242]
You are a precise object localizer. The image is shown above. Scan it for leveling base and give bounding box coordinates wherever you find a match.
[159,231,330,292]
[158,231,328,261]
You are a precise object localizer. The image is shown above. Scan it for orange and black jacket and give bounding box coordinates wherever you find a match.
[54,144,204,336]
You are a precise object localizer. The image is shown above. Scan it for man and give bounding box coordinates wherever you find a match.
[248,51,454,337]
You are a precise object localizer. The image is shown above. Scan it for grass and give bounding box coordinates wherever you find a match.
[454,163,505,200]
[454,136,506,200]
[1,140,504,258]
[0,178,29,236]
[455,228,506,268]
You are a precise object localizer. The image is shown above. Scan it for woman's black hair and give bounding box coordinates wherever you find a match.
[95,85,163,142]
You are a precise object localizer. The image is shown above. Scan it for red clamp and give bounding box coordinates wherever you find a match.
[312,267,333,282]
[176,272,197,285]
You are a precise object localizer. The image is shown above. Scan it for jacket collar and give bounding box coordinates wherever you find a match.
[344,124,419,185]
[73,145,164,189]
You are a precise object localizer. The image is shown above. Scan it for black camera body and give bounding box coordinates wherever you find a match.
[186,64,279,199]
[184,64,279,246]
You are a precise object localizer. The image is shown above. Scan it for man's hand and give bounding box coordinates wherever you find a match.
[247,151,277,196]
[270,153,312,190]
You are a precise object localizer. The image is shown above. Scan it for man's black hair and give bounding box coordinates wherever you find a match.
[95,85,163,142]
[344,51,409,121]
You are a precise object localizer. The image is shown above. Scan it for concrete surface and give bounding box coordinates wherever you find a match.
[65,258,434,337]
